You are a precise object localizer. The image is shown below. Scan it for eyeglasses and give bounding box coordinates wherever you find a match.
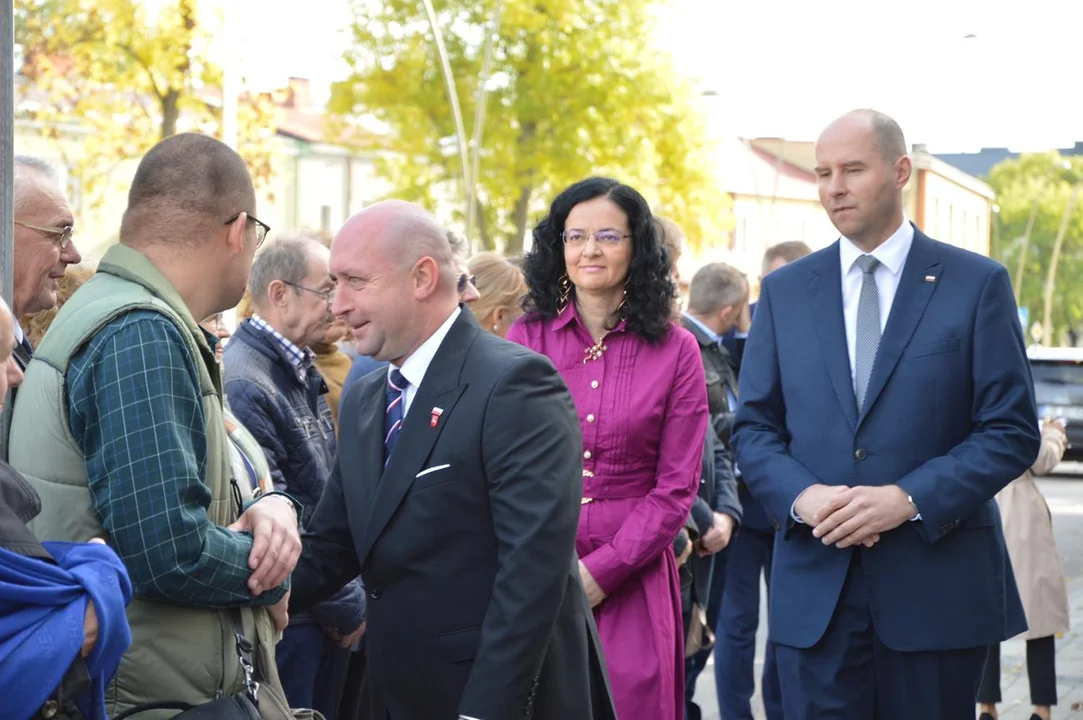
[15,221,74,249]
[457,273,478,293]
[224,212,271,248]
[561,230,631,247]
[284,281,335,302]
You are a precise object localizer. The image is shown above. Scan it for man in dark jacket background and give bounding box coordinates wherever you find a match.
[679,262,747,720]
[223,237,366,718]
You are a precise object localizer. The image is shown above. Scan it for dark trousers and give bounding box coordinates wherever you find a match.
[775,553,987,720]
[684,549,727,720]
[713,528,783,720]
[277,623,349,720]
[336,643,371,720]
[977,635,1057,706]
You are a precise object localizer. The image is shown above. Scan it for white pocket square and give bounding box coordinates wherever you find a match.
[416,463,451,479]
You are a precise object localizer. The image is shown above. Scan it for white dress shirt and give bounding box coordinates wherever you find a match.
[792,219,919,524]
[13,319,24,345]
[389,306,461,418]
[838,218,914,391]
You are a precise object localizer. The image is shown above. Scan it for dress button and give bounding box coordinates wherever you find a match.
[369,586,382,600]
[584,450,592,459]
[41,700,59,719]
[587,413,596,423]
[854,449,867,461]
[590,380,599,389]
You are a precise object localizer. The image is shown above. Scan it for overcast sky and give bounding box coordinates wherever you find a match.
[238,0,1082,153]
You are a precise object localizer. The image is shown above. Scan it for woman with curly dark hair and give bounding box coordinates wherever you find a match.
[507,177,708,720]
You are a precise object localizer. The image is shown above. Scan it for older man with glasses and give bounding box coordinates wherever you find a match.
[0,157,84,460]
[223,236,367,717]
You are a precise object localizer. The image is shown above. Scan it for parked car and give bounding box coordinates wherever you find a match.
[1029,345,1083,462]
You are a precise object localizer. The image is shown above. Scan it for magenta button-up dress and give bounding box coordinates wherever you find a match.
[508,305,708,720]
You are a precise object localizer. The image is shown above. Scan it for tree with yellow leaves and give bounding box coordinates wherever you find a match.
[16,0,279,212]
[330,0,731,254]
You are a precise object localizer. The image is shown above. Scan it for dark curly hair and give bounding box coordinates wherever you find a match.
[521,177,676,342]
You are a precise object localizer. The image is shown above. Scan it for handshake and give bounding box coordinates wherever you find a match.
[793,483,918,549]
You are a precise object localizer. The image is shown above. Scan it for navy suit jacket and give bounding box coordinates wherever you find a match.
[733,229,1039,652]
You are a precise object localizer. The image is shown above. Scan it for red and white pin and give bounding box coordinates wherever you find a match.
[430,407,444,427]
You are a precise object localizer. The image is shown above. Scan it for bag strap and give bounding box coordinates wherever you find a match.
[228,473,262,705]
[231,604,260,704]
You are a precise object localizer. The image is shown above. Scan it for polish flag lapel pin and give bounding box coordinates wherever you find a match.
[430,407,444,428]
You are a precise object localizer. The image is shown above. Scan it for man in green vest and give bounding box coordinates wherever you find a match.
[9,133,304,719]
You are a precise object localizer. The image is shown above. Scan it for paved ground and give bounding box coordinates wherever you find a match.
[692,465,1083,719]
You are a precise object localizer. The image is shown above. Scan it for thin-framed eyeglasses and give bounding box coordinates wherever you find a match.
[284,280,335,302]
[15,221,74,249]
[224,212,271,248]
[457,273,478,293]
[561,230,631,248]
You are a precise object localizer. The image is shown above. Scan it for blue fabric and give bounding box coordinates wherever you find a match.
[0,541,132,720]
[734,231,1037,652]
[713,528,782,720]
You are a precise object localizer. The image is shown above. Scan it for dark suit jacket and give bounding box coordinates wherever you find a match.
[291,310,615,720]
[678,317,742,607]
[733,229,1039,652]
[720,304,752,375]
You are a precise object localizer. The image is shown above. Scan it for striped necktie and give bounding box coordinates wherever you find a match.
[385,368,409,466]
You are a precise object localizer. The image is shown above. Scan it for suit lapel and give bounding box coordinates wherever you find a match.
[809,243,858,431]
[350,372,387,513]
[357,311,477,567]
[858,231,941,427]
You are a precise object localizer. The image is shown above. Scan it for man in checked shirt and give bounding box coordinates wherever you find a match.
[9,133,303,719]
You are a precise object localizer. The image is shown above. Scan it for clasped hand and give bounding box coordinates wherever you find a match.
[228,495,302,595]
[794,484,915,549]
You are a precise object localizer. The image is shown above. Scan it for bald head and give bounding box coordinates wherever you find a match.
[330,201,460,365]
[337,200,456,282]
[822,110,907,165]
[120,133,255,247]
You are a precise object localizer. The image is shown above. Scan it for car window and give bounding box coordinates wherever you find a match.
[1032,360,1083,386]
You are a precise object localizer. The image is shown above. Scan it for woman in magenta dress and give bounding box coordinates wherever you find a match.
[507,177,708,720]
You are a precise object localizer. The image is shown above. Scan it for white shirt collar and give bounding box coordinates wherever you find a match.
[13,319,24,344]
[391,306,462,395]
[839,218,914,278]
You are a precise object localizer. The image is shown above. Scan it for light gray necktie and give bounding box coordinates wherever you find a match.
[854,254,881,413]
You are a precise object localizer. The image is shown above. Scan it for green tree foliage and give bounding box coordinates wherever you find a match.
[331,0,731,253]
[989,152,1083,343]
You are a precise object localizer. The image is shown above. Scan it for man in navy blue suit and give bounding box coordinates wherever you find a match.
[732,109,1040,719]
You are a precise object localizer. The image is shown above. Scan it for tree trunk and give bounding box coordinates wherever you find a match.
[1042,182,1081,345]
[508,183,533,255]
[160,90,180,139]
[507,117,537,255]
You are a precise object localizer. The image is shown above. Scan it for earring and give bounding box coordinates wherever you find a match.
[492,323,499,331]
[557,274,573,315]
[617,284,629,320]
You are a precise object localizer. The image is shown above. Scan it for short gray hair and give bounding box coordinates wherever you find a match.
[14,155,57,180]
[687,263,748,315]
[248,237,316,305]
[446,230,467,259]
[13,155,60,216]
